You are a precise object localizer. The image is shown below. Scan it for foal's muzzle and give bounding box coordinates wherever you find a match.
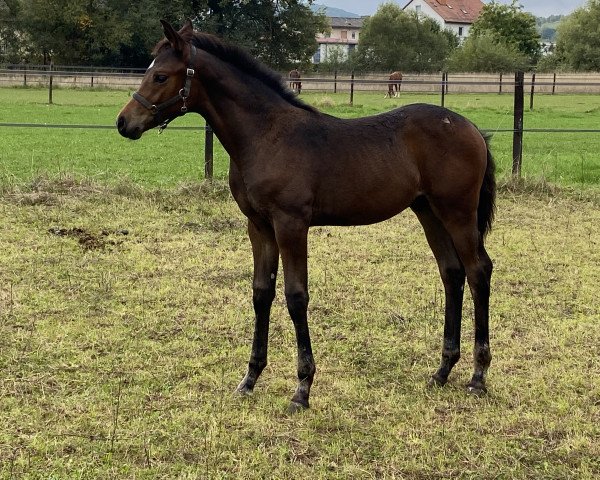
[116,114,143,140]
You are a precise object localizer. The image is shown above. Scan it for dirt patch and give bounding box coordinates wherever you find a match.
[48,227,128,251]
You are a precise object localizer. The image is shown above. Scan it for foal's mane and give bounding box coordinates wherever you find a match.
[156,32,316,113]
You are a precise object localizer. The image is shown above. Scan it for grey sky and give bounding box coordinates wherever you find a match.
[318,1,587,17]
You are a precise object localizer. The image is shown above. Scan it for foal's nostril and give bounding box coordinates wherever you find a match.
[116,115,126,132]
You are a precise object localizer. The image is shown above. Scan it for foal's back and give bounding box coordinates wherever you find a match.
[303,104,487,226]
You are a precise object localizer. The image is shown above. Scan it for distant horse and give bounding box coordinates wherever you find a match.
[289,68,301,94]
[385,71,403,98]
[117,20,496,412]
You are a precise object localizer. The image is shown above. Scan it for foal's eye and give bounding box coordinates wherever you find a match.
[154,74,168,84]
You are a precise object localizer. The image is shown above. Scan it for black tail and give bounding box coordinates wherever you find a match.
[478,132,496,237]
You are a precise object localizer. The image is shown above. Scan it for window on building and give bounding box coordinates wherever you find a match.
[341,30,347,40]
[416,5,421,13]
[313,49,321,64]
[458,27,463,36]
[351,32,356,39]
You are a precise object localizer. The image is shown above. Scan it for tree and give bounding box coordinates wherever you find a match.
[446,32,529,73]
[471,0,540,65]
[19,0,133,64]
[14,0,327,68]
[0,0,22,62]
[354,3,457,73]
[195,0,328,70]
[555,0,600,71]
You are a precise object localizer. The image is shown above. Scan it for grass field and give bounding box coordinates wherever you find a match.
[1,87,600,189]
[0,86,599,477]
[0,178,598,478]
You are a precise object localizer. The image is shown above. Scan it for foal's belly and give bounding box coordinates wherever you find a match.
[311,185,416,227]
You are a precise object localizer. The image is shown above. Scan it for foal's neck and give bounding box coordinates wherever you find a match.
[197,60,304,160]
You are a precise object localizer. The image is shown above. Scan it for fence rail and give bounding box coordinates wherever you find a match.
[4,68,600,94]
[2,72,600,179]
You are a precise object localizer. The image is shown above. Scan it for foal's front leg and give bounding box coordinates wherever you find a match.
[236,220,279,395]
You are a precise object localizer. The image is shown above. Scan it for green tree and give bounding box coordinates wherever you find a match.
[471,0,540,65]
[195,0,328,70]
[0,0,22,62]
[354,3,457,73]
[446,32,529,72]
[19,0,132,64]
[555,0,600,71]
[15,0,327,68]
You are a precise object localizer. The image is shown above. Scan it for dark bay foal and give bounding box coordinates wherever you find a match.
[117,20,496,412]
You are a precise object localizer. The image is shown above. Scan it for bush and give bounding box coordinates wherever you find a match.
[446,33,530,72]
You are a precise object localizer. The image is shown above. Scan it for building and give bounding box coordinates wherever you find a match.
[313,17,364,64]
[403,0,484,41]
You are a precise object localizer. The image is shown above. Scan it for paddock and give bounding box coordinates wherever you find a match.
[0,85,598,478]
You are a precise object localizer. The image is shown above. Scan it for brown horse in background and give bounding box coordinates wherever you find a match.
[386,71,403,98]
[289,68,301,94]
[117,21,496,412]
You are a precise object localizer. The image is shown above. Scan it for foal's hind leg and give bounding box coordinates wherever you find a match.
[412,198,465,387]
[236,219,279,395]
[443,217,493,395]
[273,217,315,412]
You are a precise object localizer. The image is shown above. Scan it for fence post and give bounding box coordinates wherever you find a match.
[499,73,503,94]
[349,71,354,106]
[512,71,524,177]
[552,72,556,95]
[334,70,337,94]
[24,65,27,87]
[441,72,446,107]
[204,123,214,179]
[529,72,536,111]
[48,62,53,105]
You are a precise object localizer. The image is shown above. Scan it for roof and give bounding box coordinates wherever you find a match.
[329,17,364,29]
[406,0,484,24]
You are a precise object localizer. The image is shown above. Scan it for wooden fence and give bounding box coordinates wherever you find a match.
[1,70,600,179]
[3,66,600,94]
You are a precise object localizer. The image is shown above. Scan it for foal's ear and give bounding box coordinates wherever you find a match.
[179,19,194,37]
[160,19,186,53]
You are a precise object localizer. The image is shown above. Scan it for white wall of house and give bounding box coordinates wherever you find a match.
[445,22,472,40]
[314,23,360,64]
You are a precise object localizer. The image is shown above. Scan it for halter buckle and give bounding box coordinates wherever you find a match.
[187,68,195,77]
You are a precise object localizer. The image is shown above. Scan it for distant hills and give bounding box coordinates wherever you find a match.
[311,4,360,18]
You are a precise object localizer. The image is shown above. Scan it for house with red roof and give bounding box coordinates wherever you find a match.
[403,0,485,41]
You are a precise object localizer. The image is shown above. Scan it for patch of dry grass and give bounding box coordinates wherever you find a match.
[0,178,598,478]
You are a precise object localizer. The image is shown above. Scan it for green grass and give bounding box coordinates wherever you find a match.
[1,87,600,189]
[0,178,598,478]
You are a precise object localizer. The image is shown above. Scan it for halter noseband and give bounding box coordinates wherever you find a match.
[132,45,197,132]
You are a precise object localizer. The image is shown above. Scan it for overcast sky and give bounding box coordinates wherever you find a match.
[319,1,587,17]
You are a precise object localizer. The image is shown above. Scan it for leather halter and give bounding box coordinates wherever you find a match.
[132,45,197,132]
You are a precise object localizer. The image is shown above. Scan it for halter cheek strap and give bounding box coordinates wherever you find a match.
[132,45,197,132]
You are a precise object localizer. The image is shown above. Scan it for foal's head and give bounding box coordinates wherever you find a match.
[116,20,197,139]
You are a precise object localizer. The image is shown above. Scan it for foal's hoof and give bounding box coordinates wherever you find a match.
[234,383,254,397]
[427,374,448,388]
[287,401,309,414]
[466,381,487,397]
[234,387,252,397]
